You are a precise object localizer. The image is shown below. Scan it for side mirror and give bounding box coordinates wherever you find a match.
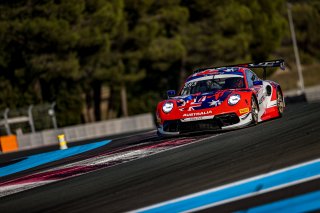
[253,80,263,86]
[167,90,176,98]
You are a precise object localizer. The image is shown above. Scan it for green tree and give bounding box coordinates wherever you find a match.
[244,0,287,61]
[124,0,189,114]
[0,0,308,127]
[291,1,320,61]
[0,0,124,126]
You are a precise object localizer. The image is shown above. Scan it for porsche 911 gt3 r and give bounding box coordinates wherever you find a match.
[156,59,285,136]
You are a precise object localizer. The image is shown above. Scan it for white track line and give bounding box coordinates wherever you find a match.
[133,158,320,213]
[185,174,320,212]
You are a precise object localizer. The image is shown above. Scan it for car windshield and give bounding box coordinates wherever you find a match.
[180,76,245,95]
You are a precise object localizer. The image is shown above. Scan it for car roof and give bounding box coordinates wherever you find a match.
[186,67,248,83]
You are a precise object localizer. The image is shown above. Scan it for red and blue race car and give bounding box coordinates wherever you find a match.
[156,59,285,136]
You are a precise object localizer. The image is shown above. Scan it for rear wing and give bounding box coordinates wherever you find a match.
[193,59,285,79]
[227,59,285,70]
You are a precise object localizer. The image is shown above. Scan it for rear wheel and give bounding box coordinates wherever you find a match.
[276,89,284,117]
[251,96,259,125]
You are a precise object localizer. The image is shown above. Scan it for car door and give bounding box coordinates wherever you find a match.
[246,69,268,121]
[246,69,264,103]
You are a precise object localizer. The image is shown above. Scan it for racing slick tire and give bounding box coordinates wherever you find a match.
[251,96,259,125]
[276,89,284,118]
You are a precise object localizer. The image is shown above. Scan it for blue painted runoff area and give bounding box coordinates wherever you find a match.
[137,159,320,213]
[237,190,320,213]
[0,140,111,177]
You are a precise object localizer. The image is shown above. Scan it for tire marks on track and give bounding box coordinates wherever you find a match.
[0,134,220,197]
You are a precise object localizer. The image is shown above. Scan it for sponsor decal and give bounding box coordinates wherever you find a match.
[181,115,214,122]
[183,110,212,117]
[239,108,249,114]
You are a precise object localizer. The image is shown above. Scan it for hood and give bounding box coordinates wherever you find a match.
[169,90,233,112]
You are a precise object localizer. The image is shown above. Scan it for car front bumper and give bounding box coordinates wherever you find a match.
[157,112,253,135]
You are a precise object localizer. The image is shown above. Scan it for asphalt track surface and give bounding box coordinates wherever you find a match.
[0,102,320,212]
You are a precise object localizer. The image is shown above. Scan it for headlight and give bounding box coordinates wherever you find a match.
[228,94,241,105]
[162,102,174,113]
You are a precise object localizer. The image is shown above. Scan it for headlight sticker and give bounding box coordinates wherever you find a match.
[162,102,174,113]
[228,94,241,105]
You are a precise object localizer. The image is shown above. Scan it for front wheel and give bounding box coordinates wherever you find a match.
[251,96,259,125]
[157,130,163,138]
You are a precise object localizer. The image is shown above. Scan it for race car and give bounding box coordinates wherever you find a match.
[155,59,285,136]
